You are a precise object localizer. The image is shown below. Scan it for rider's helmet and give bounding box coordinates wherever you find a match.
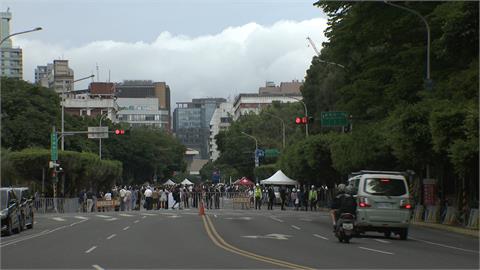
[256,183,259,187]
[345,185,354,195]
[337,183,346,193]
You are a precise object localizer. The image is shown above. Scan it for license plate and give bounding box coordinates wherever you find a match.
[376,203,392,209]
[342,223,353,230]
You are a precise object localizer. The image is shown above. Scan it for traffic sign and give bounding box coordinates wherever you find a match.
[321,111,349,127]
[255,149,265,158]
[265,149,280,158]
[51,132,58,161]
[88,126,109,139]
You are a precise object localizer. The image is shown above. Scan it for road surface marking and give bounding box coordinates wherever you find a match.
[85,246,97,254]
[52,217,66,222]
[410,237,478,253]
[300,218,313,222]
[358,247,394,255]
[119,213,134,217]
[134,220,140,223]
[291,225,301,230]
[92,265,104,270]
[167,215,181,218]
[214,214,218,218]
[313,234,329,240]
[123,226,130,231]
[33,221,38,225]
[225,217,252,220]
[106,234,116,240]
[95,215,111,218]
[374,239,391,244]
[242,234,292,240]
[0,220,87,248]
[140,213,157,216]
[142,216,147,219]
[203,215,312,270]
[270,217,284,223]
[74,216,89,220]
[105,218,118,221]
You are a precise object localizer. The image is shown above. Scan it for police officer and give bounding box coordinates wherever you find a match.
[254,184,262,210]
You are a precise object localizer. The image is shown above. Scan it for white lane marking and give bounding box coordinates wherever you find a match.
[95,215,111,218]
[214,214,218,218]
[142,216,147,219]
[300,218,313,222]
[167,215,181,218]
[52,217,66,222]
[134,220,140,223]
[313,234,329,240]
[1,219,88,248]
[410,237,478,253]
[140,213,157,216]
[105,218,118,221]
[33,221,38,225]
[123,226,130,231]
[291,225,301,230]
[270,217,284,223]
[225,217,252,220]
[119,213,134,217]
[74,216,89,220]
[106,234,116,240]
[242,234,292,240]
[85,246,97,254]
[92,265,104,270]
[374,239,391,244]
[359,247,394,255]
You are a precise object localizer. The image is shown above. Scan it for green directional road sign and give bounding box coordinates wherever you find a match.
[51,132,58,161]
[321,111,349,127]
[265,148,280,158]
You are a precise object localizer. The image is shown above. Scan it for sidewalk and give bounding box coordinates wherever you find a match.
[412,221,479,237]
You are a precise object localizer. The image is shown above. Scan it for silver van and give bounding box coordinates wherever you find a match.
[348,171,412,240]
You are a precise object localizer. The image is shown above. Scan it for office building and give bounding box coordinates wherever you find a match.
[209,102,233,161]
[116,80,171,130]
[34,60,75,93]
[173,98,226,159]
[0,10,23,79]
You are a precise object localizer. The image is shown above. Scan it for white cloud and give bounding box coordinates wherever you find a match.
[16,18,327,104]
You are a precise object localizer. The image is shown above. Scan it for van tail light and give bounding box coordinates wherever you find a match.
[400,199,412,209]
[358,197,371,208]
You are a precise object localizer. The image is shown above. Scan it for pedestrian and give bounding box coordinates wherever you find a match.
[279,186,287,210]
[267,186,275,210]
[159,188,167,210]
[104,190,112,212]
[214,186,221,209]
[144,186,153,210]
[309,185,318,211]
[152,187,159,210]
[125,187,132,211]
[254,184,262,210]
[172,186,181,209]
[119,186,127,211]
[291,188,299,210]
[86,189,94,212]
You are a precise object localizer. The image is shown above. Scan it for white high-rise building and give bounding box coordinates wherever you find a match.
[0,10,23,79]
[208,102,233,161]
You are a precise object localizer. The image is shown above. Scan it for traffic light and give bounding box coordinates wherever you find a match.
[295,116,313,125]
[295,117,302,124]
[115,129,125,135]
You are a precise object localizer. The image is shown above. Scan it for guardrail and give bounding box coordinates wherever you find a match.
[34,198,81,213]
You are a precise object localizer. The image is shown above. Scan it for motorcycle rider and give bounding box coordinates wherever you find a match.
[330,184,356,231]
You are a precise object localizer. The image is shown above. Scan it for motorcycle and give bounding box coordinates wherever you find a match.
[335,213,355,243]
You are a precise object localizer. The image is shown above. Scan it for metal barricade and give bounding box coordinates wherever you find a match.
[34,198,81,214]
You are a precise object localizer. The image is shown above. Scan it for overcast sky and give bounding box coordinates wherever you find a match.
[2,0,328,105]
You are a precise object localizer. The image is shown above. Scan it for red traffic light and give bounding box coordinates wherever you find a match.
[302,117,308,124]
[295,117,302,124]
[115,129,125,135]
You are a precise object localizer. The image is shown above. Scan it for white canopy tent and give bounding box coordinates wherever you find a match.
[164,179,176,186]
[181,178,194,186]
[260,170,299,186]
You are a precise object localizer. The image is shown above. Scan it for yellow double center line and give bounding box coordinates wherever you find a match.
[202,215,314,270]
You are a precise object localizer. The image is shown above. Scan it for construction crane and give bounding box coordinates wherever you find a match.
[306,37,346,69]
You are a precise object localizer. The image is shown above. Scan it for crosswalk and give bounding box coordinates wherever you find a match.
[42,212,179,223]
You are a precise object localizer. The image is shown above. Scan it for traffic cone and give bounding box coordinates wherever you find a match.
[199,201,205,216]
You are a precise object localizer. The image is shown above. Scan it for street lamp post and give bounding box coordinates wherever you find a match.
[241,131,259,167]
[263,112,285,149]
[61,74,94,150]
[384,1,431,84]
[286,96,309,137]
[99,112,108,160]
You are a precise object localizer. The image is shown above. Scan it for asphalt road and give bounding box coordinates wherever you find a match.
[1,208,478,269]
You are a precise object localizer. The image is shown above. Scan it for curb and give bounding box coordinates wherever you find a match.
[411,221,479,237]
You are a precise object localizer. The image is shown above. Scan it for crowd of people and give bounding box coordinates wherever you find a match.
[77,183,332,213]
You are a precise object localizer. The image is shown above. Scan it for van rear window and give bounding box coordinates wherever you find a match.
[364,178,406,196]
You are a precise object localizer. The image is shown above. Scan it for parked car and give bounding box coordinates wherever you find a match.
[1,188,22,236]
[348,170,412,240]
[13,187,34,230]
